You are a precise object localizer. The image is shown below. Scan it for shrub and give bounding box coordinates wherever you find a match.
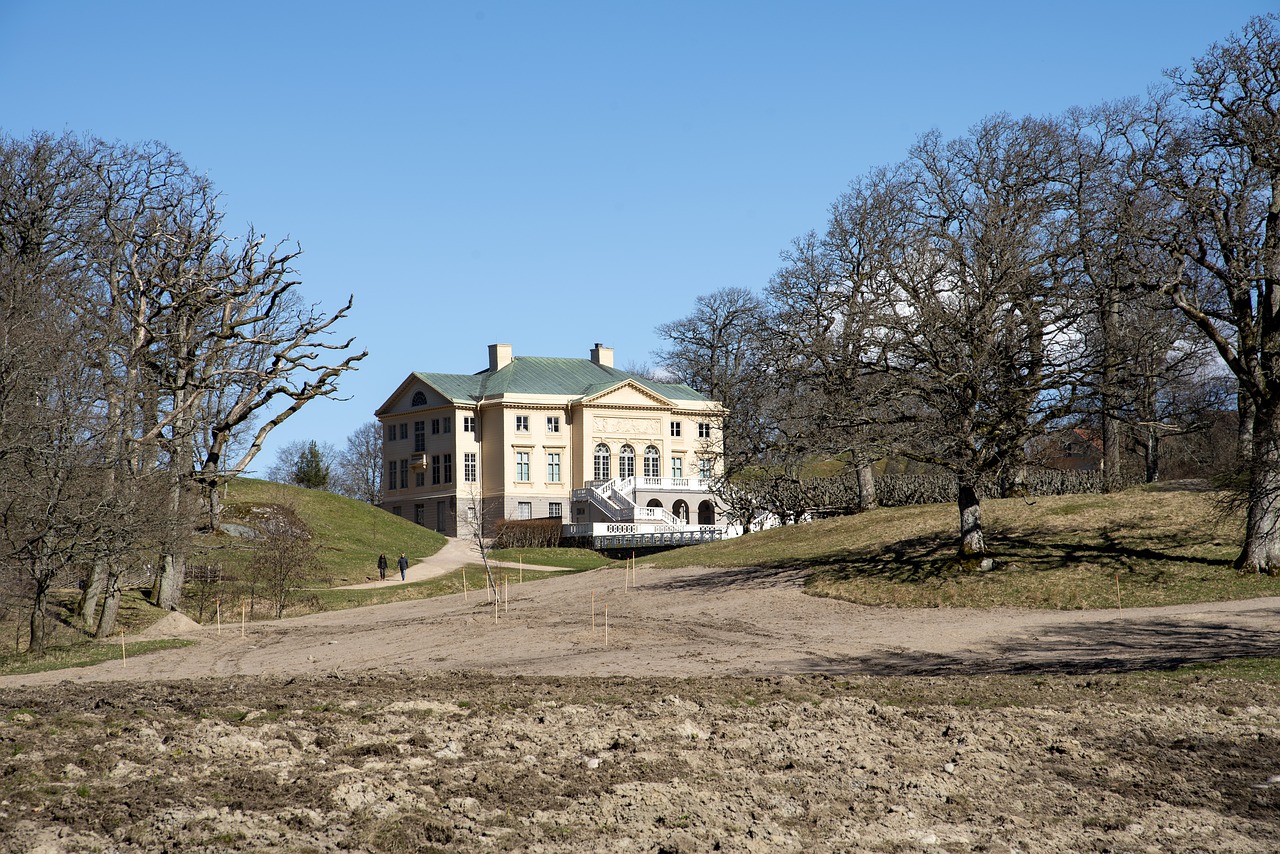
[492,518,562,549]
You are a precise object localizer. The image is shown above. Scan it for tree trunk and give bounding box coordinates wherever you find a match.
[1237,406,1280,575]
[957,481,985,558]
[78,559,107,631]
[204,480,223,532]
[855,463,877,511]
[155,552,185,611]
[1144,425,1160,483]
[28,584,48,656]
[1239,389,1256,467]
[1100,287,1125,493]
[1101,411,1123,492]
[998,461,1027,498]
[95,574,122,639]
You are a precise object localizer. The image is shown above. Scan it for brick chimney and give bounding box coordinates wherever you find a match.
[488,343,513,372]
[589,343,613,368]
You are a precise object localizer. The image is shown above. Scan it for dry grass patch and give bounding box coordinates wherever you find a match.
[646,485,1278,609]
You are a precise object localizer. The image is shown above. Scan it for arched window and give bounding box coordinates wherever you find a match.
[643,445,660,478]
[672,500,689,523]
[619,444,636,479]
[646,499,664,508]
[593,443,611,481]
[698,500,715,525]
[411,391,427,406]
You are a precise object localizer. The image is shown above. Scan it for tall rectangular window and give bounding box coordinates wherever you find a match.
[387,460,397,490]
[463,416,475,433]
[399,459,408,489]
[386,424,396,442]
[547,452,561,483]
[671,457,683,479]
[443,453,453,483]
[698,457,712,480]
[415,471,425,488]
[517,501,532,520]
[670,421,682,437]
[431,418,440,435]
[516,451,530,482]
[443,417,452,433]
[515,415,529,432]
[414,420,425,452]
[548,501,563,518]
[698,422,712,439]
[431,454,441,485]
[547,416,560,433]
[464,452,477,483]
[399,424,408,440]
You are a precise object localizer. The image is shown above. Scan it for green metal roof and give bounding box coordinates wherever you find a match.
[414,357,709,404]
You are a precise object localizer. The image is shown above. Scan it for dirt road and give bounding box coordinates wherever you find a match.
[5,559,1280,689]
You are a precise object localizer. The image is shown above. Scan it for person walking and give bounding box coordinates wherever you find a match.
[377,553,388,581]
[397,553,408,581]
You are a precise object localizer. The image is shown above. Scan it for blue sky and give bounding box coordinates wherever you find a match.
[1,1,1272,474]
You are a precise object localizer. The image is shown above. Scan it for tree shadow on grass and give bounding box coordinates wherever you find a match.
[787,610,1280,677]
[654,529,1236,594]
[806,530,1235,585]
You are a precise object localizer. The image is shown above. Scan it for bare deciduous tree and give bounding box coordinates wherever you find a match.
[333,421,383,504]
[1158,14,1280,572]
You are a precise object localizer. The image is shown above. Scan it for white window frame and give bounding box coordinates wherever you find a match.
[670,421,682,437]
[547,452,561,483]
[643,445,660,478]
[547,415,560,433]
[463,452,477,483]
[516,451,530,482]
[515,415,529,432]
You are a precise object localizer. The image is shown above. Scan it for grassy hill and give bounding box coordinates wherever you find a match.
[197,478,447,586]
[637,483,1280,610]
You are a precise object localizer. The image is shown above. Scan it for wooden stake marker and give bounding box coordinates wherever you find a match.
[241,603,246,638]
[120,629,126,666]
[592,591,597,632]
[216,599,221,636]
[462,567,468,601]
[604,602,609,649]
[1115,573,1122,613]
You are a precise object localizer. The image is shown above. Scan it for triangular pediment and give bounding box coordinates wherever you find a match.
[375,374,467,416]
[579,379,673,408]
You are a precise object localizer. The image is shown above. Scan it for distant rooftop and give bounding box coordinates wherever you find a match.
[414,344,708,404]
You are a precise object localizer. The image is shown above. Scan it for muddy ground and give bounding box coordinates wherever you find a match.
[2,562,1280,851]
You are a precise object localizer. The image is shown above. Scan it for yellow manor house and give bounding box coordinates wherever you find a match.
[376,343,728,548]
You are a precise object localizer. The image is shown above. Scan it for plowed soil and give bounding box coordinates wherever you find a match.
[3,562,1280,852]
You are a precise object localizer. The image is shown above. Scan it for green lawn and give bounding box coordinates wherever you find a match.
[194,478,447,586]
